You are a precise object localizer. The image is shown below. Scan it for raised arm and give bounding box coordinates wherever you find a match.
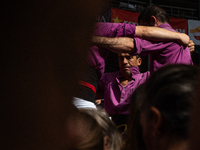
[135,26,190,45]
[92,36,135,53]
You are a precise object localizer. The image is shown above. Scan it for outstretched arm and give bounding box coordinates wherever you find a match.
[92,36,135,53]
[135,26,190,45]
[92,25,191,54]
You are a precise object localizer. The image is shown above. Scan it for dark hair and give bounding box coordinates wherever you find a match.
[125,64,200,150]
[138,4,169,25]
[124,84,147,150]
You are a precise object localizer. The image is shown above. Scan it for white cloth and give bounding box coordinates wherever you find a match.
[73,97,97,109]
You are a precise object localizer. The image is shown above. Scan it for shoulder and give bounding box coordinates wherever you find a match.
[134,71,150,84]
[143,71,150,77]
[137,71,150,79]
[159,23,176,32]
[101,71,120,80]
[103,71,120,77]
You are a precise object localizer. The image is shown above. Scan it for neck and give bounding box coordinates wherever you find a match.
[168,139,188,150]
[123,74,132,80]
[120,75,132,87]
[156,21,167,26]
[119,66,139,86]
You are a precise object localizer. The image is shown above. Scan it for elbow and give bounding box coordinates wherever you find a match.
[126,38,135,52]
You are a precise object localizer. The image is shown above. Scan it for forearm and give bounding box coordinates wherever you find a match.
[92,36,135,53]
[135,26,190,45]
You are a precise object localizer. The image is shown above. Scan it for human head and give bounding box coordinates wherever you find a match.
[138,4,169,26]
[118,53,141,77]
[126,64,200,150]
[73,108,122,150]
[1,0,102,149]
[190,76,200,150]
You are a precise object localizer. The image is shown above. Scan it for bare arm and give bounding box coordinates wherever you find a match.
[92,25,191,54]
[135,26,190,45]
[92,36,135,53]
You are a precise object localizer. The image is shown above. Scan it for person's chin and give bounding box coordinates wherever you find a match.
[123,67,130,71]
[124,70,131,76]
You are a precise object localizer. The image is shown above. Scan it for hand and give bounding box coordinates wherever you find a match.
[95,99,101,105]
[188,40,195,55]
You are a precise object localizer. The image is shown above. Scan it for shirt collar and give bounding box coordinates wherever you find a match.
[158,23,171,28]
[119,66,140,78]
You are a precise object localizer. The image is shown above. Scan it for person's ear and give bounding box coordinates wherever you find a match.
[150,16,157,26]
[103,136,110,150]
[137,57,142,66]
[150,106,162,134]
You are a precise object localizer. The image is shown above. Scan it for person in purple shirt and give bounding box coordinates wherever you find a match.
[89,22,190,78]
[92,5,194,74]
[136,4,193,73]
[73,22,191,109]
[97,53,149,127]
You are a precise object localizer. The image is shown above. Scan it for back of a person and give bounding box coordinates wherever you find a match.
[137,4,193,73]
[135,33,193,73]
[149,23,193,72]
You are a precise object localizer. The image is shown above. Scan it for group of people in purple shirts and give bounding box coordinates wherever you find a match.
[3,1,200,149]
[73,4,194,127]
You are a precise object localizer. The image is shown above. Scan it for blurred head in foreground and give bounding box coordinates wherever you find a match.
[1,0,102,149]
[125,64,200,150]
[71,108,122,150]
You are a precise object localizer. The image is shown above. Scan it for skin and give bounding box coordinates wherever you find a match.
[135,25,190,45]
[92,24,191,54]
[140,16,195,55]
[95,99,102,105]
[92,36,135,53]
[118,53,141,86]
[92,20,193,54]
[188,40,195,55]
[92,35,195,54]
[95,53,141,98]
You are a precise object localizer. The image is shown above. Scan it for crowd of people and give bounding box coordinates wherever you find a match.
[2,1,200,150]
[72,3,199,150]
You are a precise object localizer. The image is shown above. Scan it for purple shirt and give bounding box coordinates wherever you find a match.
[133,23,193,73]
[88,22,136,77]
[98,66,150,115]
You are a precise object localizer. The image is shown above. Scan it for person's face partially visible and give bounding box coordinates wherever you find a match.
[118,53,140,76]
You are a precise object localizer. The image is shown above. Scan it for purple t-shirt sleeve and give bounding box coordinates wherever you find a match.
[132,37,173,56]
[93,22,136,38]
[98,71,118,91]
[88,22,137,78]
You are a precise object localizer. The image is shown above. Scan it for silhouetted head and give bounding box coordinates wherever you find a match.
[126,64,200,150]
[138,4,169,26]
